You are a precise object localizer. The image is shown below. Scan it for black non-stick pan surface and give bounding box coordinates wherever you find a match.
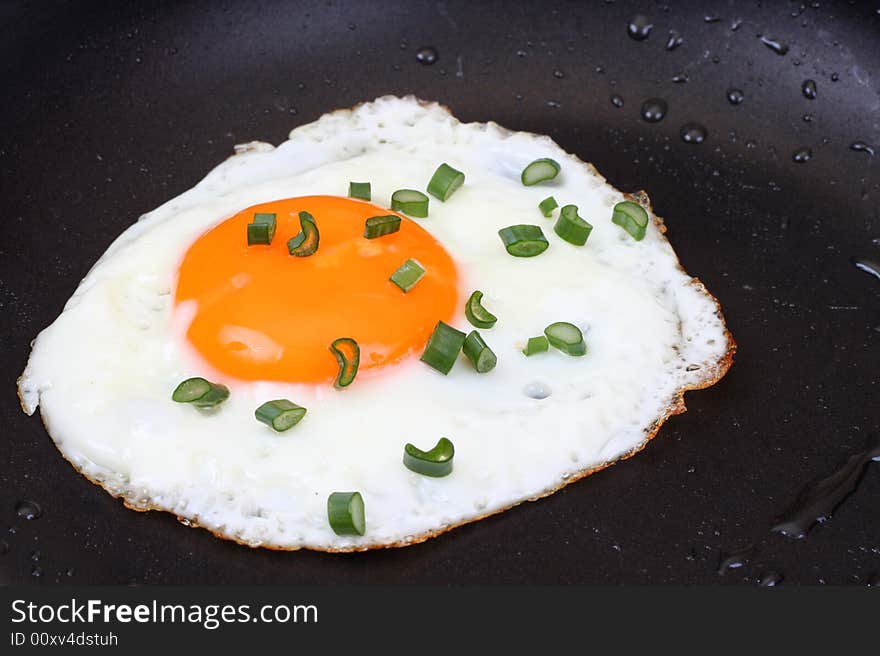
[2,0,878,585]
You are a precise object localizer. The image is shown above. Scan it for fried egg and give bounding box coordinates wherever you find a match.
[18,96,734,550]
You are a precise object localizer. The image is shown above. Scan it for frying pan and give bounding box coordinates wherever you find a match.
[2,0,878,585]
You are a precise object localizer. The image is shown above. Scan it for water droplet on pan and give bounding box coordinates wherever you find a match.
[704,15,720,23]
[853,257,880,281]
[627,14,653,41]
[831,72,839,82]
[717,544,755,575]
[640,98,667,122]
[680,123,708,144]
[771,435,880,539]
[15,500,42,520]
[758,571,784,587]
[416,47,438,65]
[671,73,688,84]
[610,94,624,108]
[760,36,789,55]
[792,147,813,163]
[802,113,813,122]
[851,142,875,156]
[726,88,744,104]
[553,69,565,79]
[665,30,683,50]
[802,79,817,99]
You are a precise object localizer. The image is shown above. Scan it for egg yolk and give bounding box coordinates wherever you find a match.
[174,196,459,383]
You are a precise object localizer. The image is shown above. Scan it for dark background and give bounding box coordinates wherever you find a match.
[1,0,878,585]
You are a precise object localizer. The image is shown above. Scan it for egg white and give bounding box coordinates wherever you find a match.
[18,96,733,550]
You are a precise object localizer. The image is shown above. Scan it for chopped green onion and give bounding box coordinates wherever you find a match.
[611,200,649,241]
[498,224,549,257]
[287,211,320,256]
[420,321,466,374]
[521,158,560,186]
[554,204,593,246]
[522,335,549,356]
[327,492,366,536]
[463,331,497,373]
[403,437,455,477]
[426,163,465,201]
[254,399,307,432]
[348,181,371,201]
[544,321,587,356]
[364,215,401,239]
[391,189,429,217]
[171,377,229,409]
[389,258,426,292]
[329,337,360,388]
[465,290,497,329]
[538,196,558,217]
[247,212,277,245]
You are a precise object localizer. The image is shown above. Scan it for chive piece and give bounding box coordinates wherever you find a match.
[348,181,371,201]
[522,335,549,356]
[254,399,307,432]
[612,200,649,241]
[463,331,497,373]
[426,163,465,201]
[465,290,497,329]
[539,196,558,217]
[390,258,426,292]
[247,212,277,245]
[287,211,320,256]
[171,377,230,409]
[521,158,560,186]
[403,437,455,477]
[498,224,549,257]
[544,321,587,357]
[391,189,429,217]
[554,204,593,246]
[420,321,466,374]
[327,492,366,536]
[329,337,360,388]
[364,214,401,239]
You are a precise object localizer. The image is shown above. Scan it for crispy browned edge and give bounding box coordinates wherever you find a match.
[17,96,736,553]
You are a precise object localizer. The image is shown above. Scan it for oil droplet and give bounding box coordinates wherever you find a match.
[553,69,565,79]
[665,30,683,51]
[416,47,438,65]
[726,88,744,105]
[671,73,688,84]
[853,257,880,281]
[803,113,813,122]
[30,549,41,562]
[627,14,653,41]
[792,147,813,163]
[730,18,743,31]
[831,72,839,82]
[640,98,667,123]
[802,79,817,99]
[516,49,527,58]
[15,500,42,520]
[759,571,783,586]
[31,564,43,578]
[610,94,624,108]
[760,36,789,55]
[851,142,875,156]
[546,100,561,109]
[704,15,720,23]
[680,123,707,144]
